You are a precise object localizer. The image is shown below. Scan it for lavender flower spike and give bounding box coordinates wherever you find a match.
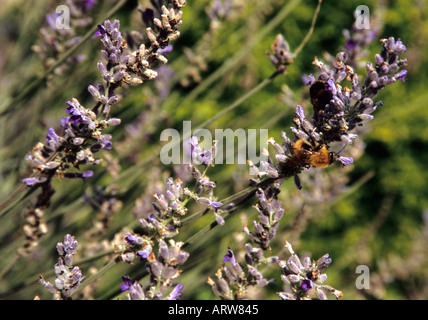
[39,234,84,300]
[276,241,342,300]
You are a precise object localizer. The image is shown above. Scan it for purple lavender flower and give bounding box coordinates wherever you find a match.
[33,0,97,76]
[120,276,133,291]
[157,45,173,55]
[167,284,184,300]
[223,248,237,265]
[94,24,107,37]
[302,74,315,86]
[65,99,96,129]
[342,20,378,68]
[57,234,78,257]
[252,37,407,190]
[337,156,354,166]
[209,245,274,299]
[345,38,358,51]
[188,136,215,165]
[137,246,152,260]
[80,0,97,12]
[266,34,294,74]
[121,239,188,300]
[137,0,164,29]
[120,276,146,300]
[124,234,137,245]
[22,176,47,186]
[63,170,94,180]
[395,69,407,82]
[210,201,222,212]
[276,242,342,300]
[243,186,283,250]
[39,234,84,299]
[301,279,314,291]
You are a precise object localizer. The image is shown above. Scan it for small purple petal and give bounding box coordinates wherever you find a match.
[395,70,407,82]
[345,38,357,51]
[46,128,60,142]
[95,24,107,37]
[168,283,183,300]
[124,234,136,245]
[295,105,305,120]
[22,177,39,186]
[120,276,132,291]
[81,0,97,11]
[326,79,337,95]
[301,279,314,291]
[223,248,236,265]
[107,118,121,126]
[82,170,94,178]
[338,156,354,166]
[210,201,222,209]
[200,150,212,164]
[302,74,315,86]
[157,45,173,55]
[189,136,199,147]
[137,245,152,260]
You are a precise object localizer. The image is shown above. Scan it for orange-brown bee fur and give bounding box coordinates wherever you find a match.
[292,138,334,168]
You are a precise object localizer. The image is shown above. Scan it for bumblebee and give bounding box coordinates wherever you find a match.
[292,138,334,168]
[309,80,333,122]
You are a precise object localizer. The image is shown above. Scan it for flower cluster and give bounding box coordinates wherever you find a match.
[119,136,224,299]
[304,37,406,148]
[208,185,286,299]
[23,0,187,188]
[243,186,284,250]
[141,177,188,239]
[21,96,120,187]
[32,0,97,77]
[277,241,342,300]
[120,239,187,300]
[342,19,378,69]
[22,1,186,188]
[207,247,277,300]
[251,37,407,188]
[266,34,294,74]
[122,137,221,257]
[39,234,84,300]
[19,1,186,263]
[123,1,185,86]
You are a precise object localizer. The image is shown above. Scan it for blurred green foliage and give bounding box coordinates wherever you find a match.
[0,0,427,300]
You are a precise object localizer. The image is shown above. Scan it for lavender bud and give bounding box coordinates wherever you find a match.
[107,118,121,126]
[88,85,100,98]
[358,114,374,121]
[337,156,354,166]
[72,137,85,145]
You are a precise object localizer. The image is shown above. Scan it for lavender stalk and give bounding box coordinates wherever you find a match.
[15,1,186,258]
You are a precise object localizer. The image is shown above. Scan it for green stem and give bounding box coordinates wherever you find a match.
[292,0,322,58]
